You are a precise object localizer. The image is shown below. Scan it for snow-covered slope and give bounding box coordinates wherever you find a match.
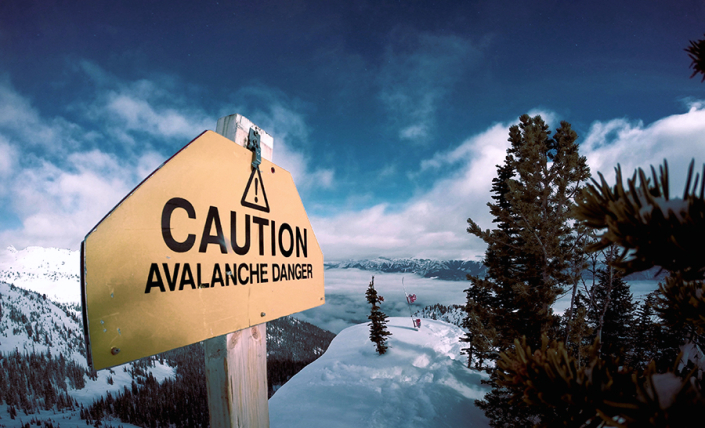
[0,280,175,409]
[0,280,84,361]
[269,317,490,428]
[414,304,466,327]
[0,246,80,303]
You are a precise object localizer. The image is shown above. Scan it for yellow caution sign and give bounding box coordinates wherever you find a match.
[81,130,324,370]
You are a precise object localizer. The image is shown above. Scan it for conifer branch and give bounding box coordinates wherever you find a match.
[572,159,705,280]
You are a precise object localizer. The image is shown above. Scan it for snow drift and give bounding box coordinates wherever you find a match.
[269,317,491,428]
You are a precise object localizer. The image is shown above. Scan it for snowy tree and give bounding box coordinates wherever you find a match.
[366,277,391,355]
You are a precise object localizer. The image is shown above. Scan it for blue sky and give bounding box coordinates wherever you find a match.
[1,0,705,261]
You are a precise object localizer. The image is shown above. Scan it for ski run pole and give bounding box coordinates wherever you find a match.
[401,277,417,329]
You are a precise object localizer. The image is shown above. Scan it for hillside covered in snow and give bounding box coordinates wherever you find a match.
[0,246,80,303]
[269,317,490,427]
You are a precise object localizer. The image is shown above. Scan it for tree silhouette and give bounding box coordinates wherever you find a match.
[366,277,392,355]
[686,34,705,81]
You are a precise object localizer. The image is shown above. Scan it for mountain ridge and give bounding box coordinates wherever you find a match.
[325,257,487,281]
[325,257,666,281]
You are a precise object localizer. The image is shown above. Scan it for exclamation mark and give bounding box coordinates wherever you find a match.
[254,178,259,203]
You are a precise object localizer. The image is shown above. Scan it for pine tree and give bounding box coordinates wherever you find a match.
[585,267,636,360]
[459,277,496,369]
[464,114,590,426]
[466,114,590,352]
[631,292,658,369]
[366,277,391,355]
[494,160,705,426]
[461,160,521,371]
[686,33,705,81]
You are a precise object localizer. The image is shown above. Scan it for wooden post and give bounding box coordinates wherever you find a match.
[205,114,273,427]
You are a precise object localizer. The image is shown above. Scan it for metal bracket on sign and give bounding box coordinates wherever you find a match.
[247,128,262,170]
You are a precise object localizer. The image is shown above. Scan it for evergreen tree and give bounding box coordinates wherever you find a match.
[466,114,590,353]
[585,267,636,360]
[461,160,521,370]
[686,33,705,81]
[631,292,659,369]
[464,114,590,426]
[494,160,705,426]
[459,278,496,369]
[366,277,391,355]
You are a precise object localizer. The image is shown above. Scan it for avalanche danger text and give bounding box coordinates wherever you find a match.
[145,197,313,293]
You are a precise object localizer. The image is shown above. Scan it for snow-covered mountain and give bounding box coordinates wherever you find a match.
[326,257,666,282]
[269,317,490,427]
[326,258,487,281]
[0,280,84,362]
[0,278,176,427]
[0,246,80,303]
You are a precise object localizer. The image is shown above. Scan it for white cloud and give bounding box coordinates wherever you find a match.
[1,149,162,250]
[0,137,16,180]
[103,90,213,140]
[0,71,335,251]
[378,32,482,143]
[313,121,512,261]
[313,105,705,262]
[74,67,215,144]
[0,78,83,152]
[295,269,469,333]
[244,94,336,191]
[582,102,705,195]
[275,141,335,190]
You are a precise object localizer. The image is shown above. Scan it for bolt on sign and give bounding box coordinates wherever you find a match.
[81,129,324,370]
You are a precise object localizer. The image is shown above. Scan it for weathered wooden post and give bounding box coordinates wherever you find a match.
[205,115,273,427]
[80,114,325,428]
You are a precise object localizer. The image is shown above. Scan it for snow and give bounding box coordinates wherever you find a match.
[0,246,665,427]
[0,246,80,303]
[0,404,143,428]
[649,372,683,409]
[0,280,85,363]
[69,360,175,408]
[294,268,661,334]
[269,317,491,428]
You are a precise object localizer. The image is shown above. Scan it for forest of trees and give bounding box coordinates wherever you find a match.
[0,349,85,418]
[460,118,704,426]
[82,316,335,427]
[457,36,705,427]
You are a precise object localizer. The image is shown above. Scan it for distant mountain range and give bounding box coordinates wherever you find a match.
[325,257,666,281]
[325,258,488,281]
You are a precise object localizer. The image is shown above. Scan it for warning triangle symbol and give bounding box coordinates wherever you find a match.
[241,167,270,213]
